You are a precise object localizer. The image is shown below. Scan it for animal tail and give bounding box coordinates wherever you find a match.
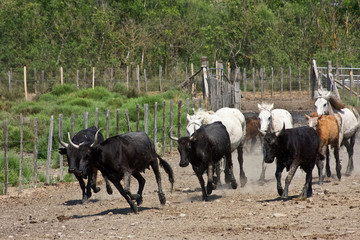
[157,154,174,192]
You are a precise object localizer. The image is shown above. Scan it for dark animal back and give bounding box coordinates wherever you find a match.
[195,121,231,153]
[72,126,104,144]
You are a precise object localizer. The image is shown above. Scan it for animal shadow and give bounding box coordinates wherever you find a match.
[64,199,99,206]
[257,195,299,203]
[72,206,153,219]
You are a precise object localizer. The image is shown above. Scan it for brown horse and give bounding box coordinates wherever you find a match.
[245,116,261,153]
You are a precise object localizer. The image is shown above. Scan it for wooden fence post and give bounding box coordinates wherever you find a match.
[289,66,292,99]
[46,115,54,185]
[34,68,37,94]
[271,67,274,98]
[169,100,173,151]
[106,110,110,139]
[92,67,95,89]
[41,70,45,91]
[60,66,64,85]
[308,67,311,98]
[252,68,255,98]
[3,120,8,194]
[71,113,75,137]
[350,64,353,100]
[126,65,129,90]
[136,65,140,92]
[59,114,63,182]
[24,66,28,101]
[154,102,158,143]
[84,112,88,129]
[159,65,163,92]
[95,108,98,128]
[19,114,23,192]
[76,70,80,89]
[8,68,12,93]
[33,118,38,187]
[162,101,166,154]
[144,104,149,134]
[177,100,182,138]
[136,104,140,131]
[144,69,148,93]
[125,109,132,132]
[298,68,301,93]
[116,109,120,135]
[260,68,264,99]
[281,67,283,98]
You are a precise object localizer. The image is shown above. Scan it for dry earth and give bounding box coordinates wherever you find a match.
[1,97,360,240]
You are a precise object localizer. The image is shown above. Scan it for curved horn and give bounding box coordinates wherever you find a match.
[168,127,179,141]
[68,132,79,149]
[90,128,102,148]
[59,137,69,148]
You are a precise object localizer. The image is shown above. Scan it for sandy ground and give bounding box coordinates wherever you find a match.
[0,98,360,240]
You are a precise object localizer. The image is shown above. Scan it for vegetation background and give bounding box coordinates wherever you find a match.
[1,0,360,75]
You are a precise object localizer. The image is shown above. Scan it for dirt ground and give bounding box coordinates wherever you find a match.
[1,97,360,240]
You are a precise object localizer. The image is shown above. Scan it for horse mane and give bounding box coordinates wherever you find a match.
[258,102,273,111]
[328,96,346,111]
[194,108,215,115]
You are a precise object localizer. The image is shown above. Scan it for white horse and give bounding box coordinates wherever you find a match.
[257,102,293,181]
[315,89,360,176]
[186,107,247,187]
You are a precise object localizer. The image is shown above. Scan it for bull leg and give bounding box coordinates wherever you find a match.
[123,172,141,202]
[344,136,355,176]
[111,180,138,213]
[237,145,247,187]
[259,159,267,182]
[334,146,341,180]
[224,152,238,190]
[193,166,208,201]
[74,174,88,203]
[325,146,331,177]
[275,163,285,197]
[90,168,100,193]
[150,161,166,205]
[132,171,145,206]
[103,175,113,195]
[214,161,221,186]
[300,170,313,199]
[207,163,214,195]
[282,162,299,199]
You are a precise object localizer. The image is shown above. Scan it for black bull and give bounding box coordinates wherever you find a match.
[59,126,112,203]
[261,126,324,199]
[170,121,238,201]
[77,130,174,213]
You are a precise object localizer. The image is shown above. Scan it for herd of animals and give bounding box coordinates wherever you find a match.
[58,89,360,213]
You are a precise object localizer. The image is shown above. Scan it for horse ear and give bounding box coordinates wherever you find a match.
[270,103,274,110]
[257,103,261,110]
[305,114,310,120]
[187,114,192,122]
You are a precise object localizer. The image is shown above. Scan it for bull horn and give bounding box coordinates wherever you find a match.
[68,132,80,149]
[59,137,69,148]
[90,128,102,148]
[168,127,179,141]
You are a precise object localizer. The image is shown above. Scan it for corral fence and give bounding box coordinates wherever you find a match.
[3,58,358,104]
[1,97,208,195]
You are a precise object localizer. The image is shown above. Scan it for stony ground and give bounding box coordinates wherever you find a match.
[1,96,359,240]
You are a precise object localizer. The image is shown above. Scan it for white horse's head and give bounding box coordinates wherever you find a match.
[315,97,329,115]
[258,109,272,132]
[258,103,274,132]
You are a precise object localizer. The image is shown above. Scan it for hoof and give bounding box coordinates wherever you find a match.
[240,177,248,187]
[136,195,143,206]
[158,192,166,205]
[206,184,213,195]
[106,185,113,195]
[231,180,238,189]
[93,187,101,193]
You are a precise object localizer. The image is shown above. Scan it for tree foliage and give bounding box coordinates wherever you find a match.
[1,0,359,73]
